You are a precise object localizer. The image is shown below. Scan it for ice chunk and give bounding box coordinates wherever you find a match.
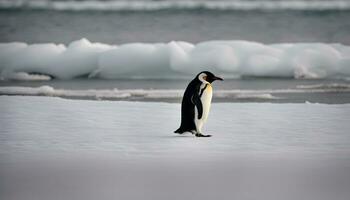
[1,39,350,80]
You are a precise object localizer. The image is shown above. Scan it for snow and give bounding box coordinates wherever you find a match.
[1,39,350,80]
[1,95,350,200]
[1,0,350,11]
[1,95,349,159]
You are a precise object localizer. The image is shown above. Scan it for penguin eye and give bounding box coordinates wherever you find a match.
[203,76,207,81]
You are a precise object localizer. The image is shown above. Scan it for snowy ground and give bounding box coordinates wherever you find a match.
[1,96,350,200]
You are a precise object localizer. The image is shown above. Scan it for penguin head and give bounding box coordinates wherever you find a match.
[196,71,223,83]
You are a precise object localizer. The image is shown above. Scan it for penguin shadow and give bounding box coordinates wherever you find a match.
[157,134,192,139]
[157,133,212,139]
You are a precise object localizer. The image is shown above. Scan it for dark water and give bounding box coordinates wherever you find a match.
[1,79,350,104]
[0,9,350,44]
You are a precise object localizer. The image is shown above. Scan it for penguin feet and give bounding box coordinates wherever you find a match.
[195,133,212,137]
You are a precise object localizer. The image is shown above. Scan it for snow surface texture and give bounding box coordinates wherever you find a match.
[1,0,350,11]
[1,96,350,200]
[1,95,350,160]
[1,38,350,80]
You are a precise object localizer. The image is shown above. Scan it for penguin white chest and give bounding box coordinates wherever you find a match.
[200,84,213,121]
[194,83,213,133]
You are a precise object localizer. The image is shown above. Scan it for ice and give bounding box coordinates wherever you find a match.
[1,95,350,200]
[0,42,27,72]
[296,83,350,89]
[96,43,169,79]
[0,38,113,79]
[1,0,350,11]
[1,39,350,80]
[2,72,52,81]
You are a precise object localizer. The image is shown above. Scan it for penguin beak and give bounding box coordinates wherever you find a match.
[213,76,223,81]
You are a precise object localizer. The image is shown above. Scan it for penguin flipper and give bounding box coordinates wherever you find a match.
[191,92,203,120]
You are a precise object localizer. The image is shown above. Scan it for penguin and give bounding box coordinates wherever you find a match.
[175,71,223,137]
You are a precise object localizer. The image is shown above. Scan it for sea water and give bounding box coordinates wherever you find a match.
[1,0,350,44]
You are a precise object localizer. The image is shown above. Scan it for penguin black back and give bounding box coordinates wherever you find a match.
[174,77,201,134]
